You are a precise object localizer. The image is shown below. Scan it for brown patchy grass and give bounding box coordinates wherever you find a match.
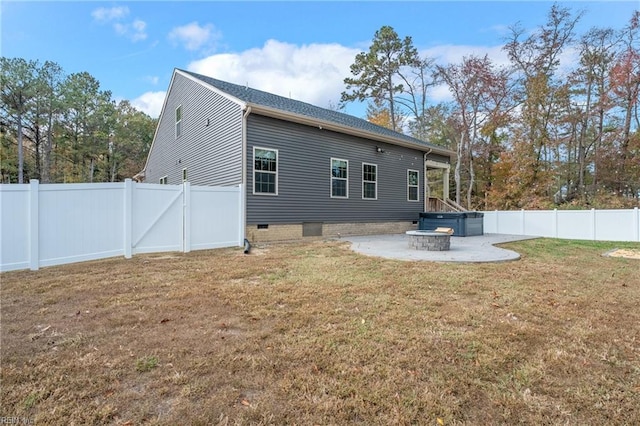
[1,238,639,425]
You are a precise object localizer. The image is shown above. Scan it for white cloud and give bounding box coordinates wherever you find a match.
[91,6,129,23]
[483,24,513,37]
[423,44,511,68]
[144,75,160,85]
[113,19,147,42]
[114,23,127,36]
[92,6,147,42]
[422,41,579,104]
[168,22,221,52]
[187,39,360,110]
[429,84,454,103]
[419,44,511,104]
[131,91,166,118]
[129,31,586,125]
[131,20,147,41]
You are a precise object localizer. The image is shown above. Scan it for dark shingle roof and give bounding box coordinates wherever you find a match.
[179,69,447,153]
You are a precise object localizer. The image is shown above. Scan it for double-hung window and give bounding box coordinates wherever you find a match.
[254,147,278,195]
[159,176,168,185]
[331,158,348,198]
[408,169,419,201]
[175,105,182,138]
[362,163,377,200]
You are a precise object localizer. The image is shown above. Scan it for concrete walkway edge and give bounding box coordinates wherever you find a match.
[343,233,539,263]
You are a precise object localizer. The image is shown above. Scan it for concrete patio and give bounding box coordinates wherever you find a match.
[343,233,539,263]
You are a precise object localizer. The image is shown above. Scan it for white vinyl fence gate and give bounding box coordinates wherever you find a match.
[1,180,244,272]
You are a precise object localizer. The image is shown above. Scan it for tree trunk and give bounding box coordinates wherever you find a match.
[33,121,42,180]
[42,111,53,183]
[388,74,397,132]
[89,158,95,183]
[455,132,463,205]
[594,106,604,188]
[467,153,475,209]
[17,112,24,184]
[110,160,117,182]
[619,92,634,195]
[578,81,592,201]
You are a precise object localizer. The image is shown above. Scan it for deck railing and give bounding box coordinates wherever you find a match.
[427,197,468,212]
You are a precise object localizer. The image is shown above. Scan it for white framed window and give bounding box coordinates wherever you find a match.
[159,176,168,184]
[362,163,377,200]
[253,147,278,195]
[331,158,348,198]
[175,105,182,138]
[182,168,188,182]
[408,169,419,201]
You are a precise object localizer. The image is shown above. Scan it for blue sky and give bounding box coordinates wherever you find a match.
[2,1,638,118]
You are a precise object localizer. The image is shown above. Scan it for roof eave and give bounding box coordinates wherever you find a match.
[176,69,248,110]
[248,104,454,159]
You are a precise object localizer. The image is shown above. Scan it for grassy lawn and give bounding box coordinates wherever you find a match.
[1,238,639,425]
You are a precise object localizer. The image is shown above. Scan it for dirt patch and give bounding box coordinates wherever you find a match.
[604,248,640,259]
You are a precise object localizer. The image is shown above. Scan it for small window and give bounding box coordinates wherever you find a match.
[254,147,278,195]
[408,169,419,201]
[159,176,168,184]
[175,105,182,138]
[182,168,188,182]
[362,163,377,200]
[331,158,348,198]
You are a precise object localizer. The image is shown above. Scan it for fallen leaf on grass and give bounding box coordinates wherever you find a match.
[241,399,251,406]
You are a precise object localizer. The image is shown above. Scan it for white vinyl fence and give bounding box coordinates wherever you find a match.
[1,180,244,272]
[483,208,640,242]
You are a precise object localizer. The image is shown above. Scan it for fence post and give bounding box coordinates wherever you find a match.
[29,180,39,271]
[494,210,499,234]
[238,184,245,246]
[124,179,133,259]
[634,207,639,242]
[183,181,191,253]
[591,208,596,240]
[553,209,558,238]
[521,209,525,235]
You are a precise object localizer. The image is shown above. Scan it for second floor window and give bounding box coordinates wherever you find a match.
[175,105,182,138]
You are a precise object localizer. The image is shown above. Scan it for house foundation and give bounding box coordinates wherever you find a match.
[246,221,418,243]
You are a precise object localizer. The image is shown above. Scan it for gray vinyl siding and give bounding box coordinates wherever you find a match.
[246,114,427,224]
[145,73,243,186]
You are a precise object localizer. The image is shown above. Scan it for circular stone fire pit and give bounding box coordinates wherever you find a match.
[406,230,451,251]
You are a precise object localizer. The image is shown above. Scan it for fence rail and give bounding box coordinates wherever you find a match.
[1,180,244,272]
[482,208,640,242]
[3,183,638,272]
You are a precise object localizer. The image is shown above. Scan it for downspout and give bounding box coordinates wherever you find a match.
[423,149,432,212]
[241,106,251,249]
[242,105,251,187]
